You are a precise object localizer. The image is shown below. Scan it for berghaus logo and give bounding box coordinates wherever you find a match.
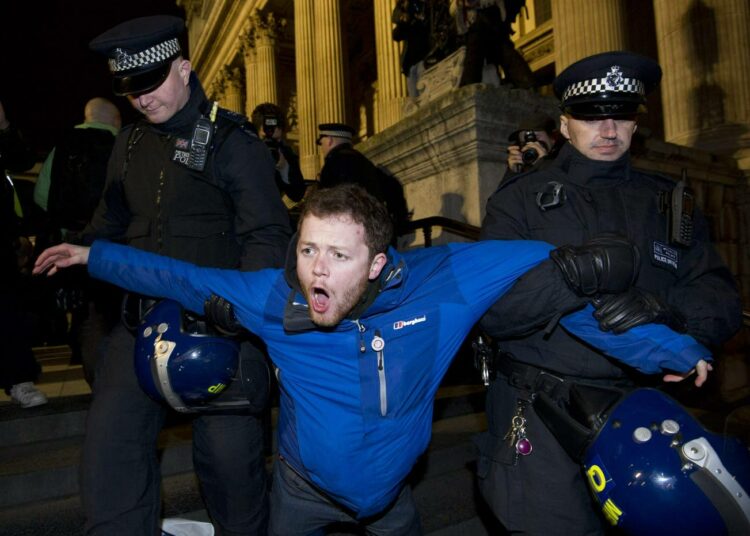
[393,315,427,330]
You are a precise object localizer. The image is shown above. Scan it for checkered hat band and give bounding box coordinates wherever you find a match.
[109,38,180,73]
[320,129,353,139]
[562,77,645,101]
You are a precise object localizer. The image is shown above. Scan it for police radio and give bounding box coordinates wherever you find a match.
[187,117,213,172]
[668,170,694,247]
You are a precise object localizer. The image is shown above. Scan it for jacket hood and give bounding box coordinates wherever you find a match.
[282,232,407,332]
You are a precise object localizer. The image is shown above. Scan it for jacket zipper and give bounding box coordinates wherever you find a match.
[372,330,387,416]
[156,168,165,250]
[354,320,366,353]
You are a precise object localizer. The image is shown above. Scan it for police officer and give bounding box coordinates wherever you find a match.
[317,123,409,237]
[82,16,291,535]
[477,51,742,535]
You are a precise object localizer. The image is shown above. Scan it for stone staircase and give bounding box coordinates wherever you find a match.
[0,346,502,535]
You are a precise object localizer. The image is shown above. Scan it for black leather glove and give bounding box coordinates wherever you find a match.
[550,235,639,296]
[204,294,243,336]
[593,288,688,334]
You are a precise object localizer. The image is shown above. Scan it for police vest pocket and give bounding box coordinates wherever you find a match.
[168,217,233,238]
[125,219,151,239]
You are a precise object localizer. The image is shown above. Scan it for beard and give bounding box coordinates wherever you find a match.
[304,271,371,327]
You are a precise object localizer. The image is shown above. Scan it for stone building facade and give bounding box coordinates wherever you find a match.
[178,0,749,399]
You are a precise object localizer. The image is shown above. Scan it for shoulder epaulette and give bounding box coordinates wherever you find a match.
[215,107,259,139]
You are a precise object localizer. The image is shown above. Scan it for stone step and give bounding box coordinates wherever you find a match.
[0,412,495,535]
[0,394,90,448]
[0,385,486,509]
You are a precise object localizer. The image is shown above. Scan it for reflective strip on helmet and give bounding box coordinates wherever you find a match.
[152,338,190,413]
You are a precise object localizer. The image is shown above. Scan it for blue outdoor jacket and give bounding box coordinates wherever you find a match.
[87,239,710,517]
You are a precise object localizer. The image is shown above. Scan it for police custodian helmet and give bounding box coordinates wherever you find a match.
[89,15,185,96]
[553,51,662,118]
[134,300,240,413]
[583,388,750,535]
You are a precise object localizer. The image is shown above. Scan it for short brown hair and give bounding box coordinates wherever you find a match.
[299,184,393,256]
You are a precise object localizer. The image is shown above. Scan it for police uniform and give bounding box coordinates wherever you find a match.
[477,52,742,534]
[82,16,291,535]
[318,123,409,236]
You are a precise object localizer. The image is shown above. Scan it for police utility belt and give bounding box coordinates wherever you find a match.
[492,353,629,463]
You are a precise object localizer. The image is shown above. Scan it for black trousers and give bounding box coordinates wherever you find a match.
[0,291,40,391]
[81,323,268,535]
[475,375,607,535]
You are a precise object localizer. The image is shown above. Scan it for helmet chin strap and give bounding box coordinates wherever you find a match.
[152,336,189,413]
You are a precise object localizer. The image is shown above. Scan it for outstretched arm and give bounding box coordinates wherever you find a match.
[33,243,91,276]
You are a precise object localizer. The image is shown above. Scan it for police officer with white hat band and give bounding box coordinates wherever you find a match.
[477,51,741,535]
[81,15,291,535]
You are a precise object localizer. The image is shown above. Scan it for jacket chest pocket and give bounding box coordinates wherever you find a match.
[358,322,435,424]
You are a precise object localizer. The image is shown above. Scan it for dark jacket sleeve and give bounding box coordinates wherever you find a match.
[480,259,587,338]
[663,207,741,346]
[218,128,291,271]
[479,182,585,337]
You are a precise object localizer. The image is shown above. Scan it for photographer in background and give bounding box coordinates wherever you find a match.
[251,103,307,207]
[504,112,559,181]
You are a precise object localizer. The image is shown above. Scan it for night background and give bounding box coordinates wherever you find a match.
[0,0,183,160]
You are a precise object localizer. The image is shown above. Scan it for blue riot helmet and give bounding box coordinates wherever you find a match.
[583,388,750,535]
[134,300,240,413]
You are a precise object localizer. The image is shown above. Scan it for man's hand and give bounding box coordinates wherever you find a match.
[506,140,549,172]
[593,287,687,334]
[550,235,639,296]
[507,145,524,171]
[33,243,91,276]
[663,359,713,387]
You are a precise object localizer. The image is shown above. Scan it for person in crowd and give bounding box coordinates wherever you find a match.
[392,0,431,97]
[504,111,559,178]
[0,98,48,408]
[34,97,121,230]
[450,0,534,88]
[33,97,122,384]
[317,122,410,239]
[477,51,742,535]
[251,102,307,209]
[36,183,713,536]
[74,15,291,535]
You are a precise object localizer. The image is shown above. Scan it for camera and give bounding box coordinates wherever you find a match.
[518,130,540,165]
[262,116,281,163]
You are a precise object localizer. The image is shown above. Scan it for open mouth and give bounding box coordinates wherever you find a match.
[311,286,330,313]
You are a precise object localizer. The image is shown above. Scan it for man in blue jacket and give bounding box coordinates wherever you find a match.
[34,184,711,535]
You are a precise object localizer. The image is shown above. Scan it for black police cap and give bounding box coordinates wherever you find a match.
[317,123,355,144]
[553,51,662,118]
[89,15,185,97]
